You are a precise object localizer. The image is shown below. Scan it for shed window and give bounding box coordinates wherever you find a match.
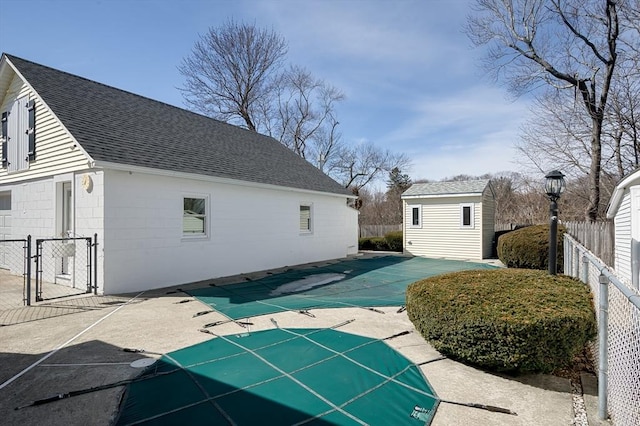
[300,204,312,233]
[409,205,422,228]
[460,204,474,228]
[183,197,207,236]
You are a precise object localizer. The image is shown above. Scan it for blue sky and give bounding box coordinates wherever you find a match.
[0,0,533,185]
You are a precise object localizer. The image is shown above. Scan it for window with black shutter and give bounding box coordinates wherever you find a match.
[27,99,36,161]
[1,111,7,168]
[2,97,32,172]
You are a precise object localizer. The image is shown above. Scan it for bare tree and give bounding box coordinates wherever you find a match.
[467,0,622,221]
[271,66,345,166]
[179,20,287,132]
[179,21,408,197]
[518,91,595,179]
[327,142,410,208]
[607,73,640,175]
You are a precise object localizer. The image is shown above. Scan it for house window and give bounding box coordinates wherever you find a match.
[183,197,207,236]
[300,204,312,233]
[1,97,35,172]
[460,203,474,228]
[409,205,421,228]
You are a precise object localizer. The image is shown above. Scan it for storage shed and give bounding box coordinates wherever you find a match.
[401,180,495,260]
[606,168,640,290]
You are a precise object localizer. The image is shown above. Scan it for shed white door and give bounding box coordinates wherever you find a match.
[0,192,11,269]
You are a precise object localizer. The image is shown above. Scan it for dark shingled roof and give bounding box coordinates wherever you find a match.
[4,54,349,196]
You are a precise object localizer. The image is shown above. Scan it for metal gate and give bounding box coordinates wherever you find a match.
[34,235,98,302]
[0,237,31,308]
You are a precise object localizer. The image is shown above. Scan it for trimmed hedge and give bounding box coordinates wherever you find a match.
[384,231,403,251]
[497,224,565,272]
[358,237,389,251]
[359,231,403,252]
[406,268,596,373]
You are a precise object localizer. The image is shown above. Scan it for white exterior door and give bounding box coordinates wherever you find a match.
[0,192,11,269]
[60,182,72,275]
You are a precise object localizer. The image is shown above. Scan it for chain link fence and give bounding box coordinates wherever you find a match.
[0,238,31,307]
[34,237,94,302]
[565,234,640,425]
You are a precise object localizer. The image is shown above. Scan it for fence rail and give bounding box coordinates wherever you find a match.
[564,235,640,425]
[358,224,401,238]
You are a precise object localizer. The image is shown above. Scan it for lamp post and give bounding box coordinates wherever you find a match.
[545,170,566,275]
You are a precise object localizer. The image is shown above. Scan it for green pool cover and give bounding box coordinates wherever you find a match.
[116,327,439,425]
[187,256,496,320]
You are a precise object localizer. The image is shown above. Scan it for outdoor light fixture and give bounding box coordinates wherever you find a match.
[545,170,565,275]
[545,170,566,201]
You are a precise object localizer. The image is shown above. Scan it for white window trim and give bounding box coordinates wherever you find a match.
[408,204,422,229]
[460,203,475,228]
[182,194,210,240]
[300,203,313,234]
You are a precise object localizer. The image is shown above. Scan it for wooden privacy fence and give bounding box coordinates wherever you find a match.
[495,221,615,267]
[563,221,614,267]
[359,224,402,238]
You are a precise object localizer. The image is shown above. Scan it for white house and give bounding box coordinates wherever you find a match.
[606,168,640,290]
[0,54,358,294]
[401,180,495,260]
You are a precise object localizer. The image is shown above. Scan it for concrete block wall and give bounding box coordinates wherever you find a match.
[102,169,357,294]
[10,180,55,240]
[0,171,105,291]
[73,170,105,293]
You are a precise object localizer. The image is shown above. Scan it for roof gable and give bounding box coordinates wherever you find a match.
[606,167,640,218]
[402,179,491,198]
[2,54,350,196]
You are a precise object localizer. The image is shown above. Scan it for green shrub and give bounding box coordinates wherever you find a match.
[497,224,565,272]
[359,232,403,251]
[406,268,596,373]
[358,237,388,251]
[384,231,403,252]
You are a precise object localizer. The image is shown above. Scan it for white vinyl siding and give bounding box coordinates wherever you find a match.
[613,191,632,284]
[632,187,640,289]
[0,73,90,184]
[404,197,483,260]
[300,204,312,233]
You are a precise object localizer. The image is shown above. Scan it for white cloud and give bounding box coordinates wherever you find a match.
[409,138,519,181]
[382,85,532,180]
[252,0,472,73]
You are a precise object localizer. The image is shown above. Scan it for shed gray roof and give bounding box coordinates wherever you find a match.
[402,179,490,197]
[3,54,350,196]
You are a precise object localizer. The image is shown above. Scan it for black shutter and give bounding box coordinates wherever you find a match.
[27,99,36,161]
[1,111,7,168]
